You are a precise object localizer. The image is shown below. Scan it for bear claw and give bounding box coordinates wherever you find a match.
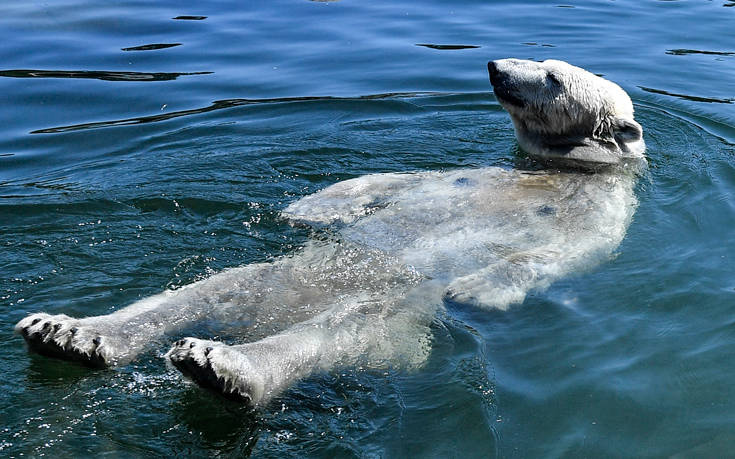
[167,338,255,406]
[14,313,116,368]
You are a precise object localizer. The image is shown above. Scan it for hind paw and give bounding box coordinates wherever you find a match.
[167,338,263,406]
[15,313,121,367]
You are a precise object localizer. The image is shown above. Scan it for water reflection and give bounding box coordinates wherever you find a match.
[666,49,734,56]
[173,389,259,455]
[416,43,480,50]
[24,354,96,388]
[0,69,211,82]
[121,43,182,51]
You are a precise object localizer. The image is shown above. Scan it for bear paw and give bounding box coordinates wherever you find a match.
[167,338,263,407]
[15,313,123,367]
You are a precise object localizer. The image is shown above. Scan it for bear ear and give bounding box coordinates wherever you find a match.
[613,118,642,143]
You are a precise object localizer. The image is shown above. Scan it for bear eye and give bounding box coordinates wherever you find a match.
[547,73,561,86]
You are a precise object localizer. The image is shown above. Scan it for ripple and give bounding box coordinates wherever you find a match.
[0,69,211,82]
[521,42,556,47]
[121,43,182,52]
[415,44,480,50]
[29,92,444,134]
[666,48,734,56]
[639,86,733,104]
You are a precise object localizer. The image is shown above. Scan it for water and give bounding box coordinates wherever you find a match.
[1,0,734,456]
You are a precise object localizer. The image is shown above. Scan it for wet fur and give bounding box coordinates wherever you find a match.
[16,59,645,408]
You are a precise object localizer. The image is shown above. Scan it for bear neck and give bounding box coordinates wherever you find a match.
[511,119,646,174]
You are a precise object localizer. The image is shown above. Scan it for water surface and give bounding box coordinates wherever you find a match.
[2,0,735,457]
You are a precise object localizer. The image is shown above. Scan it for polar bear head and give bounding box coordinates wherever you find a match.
[488,58,645,169]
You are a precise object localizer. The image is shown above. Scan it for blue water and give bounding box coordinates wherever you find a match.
[2,0,735,456]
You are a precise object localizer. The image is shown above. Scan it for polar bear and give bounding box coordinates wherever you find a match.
[15,59,645,407]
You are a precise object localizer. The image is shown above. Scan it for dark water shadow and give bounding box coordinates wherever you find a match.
[30,92,441,134]
[416,43,480,50]
[173,388,260,456]
[23,353,102,387]
[0,69,211,82]
[172,15,207,20]
[639,86,733,104]
[122,43,182,51]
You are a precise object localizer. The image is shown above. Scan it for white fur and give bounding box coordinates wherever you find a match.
[489,59,645,168]
[16,59,645,407]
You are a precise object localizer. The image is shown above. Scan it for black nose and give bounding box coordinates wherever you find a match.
[487,61,501,85]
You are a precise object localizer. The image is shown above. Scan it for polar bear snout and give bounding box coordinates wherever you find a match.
[487,60,513,96]
[488,60,526,108]
[487,61,501,85]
